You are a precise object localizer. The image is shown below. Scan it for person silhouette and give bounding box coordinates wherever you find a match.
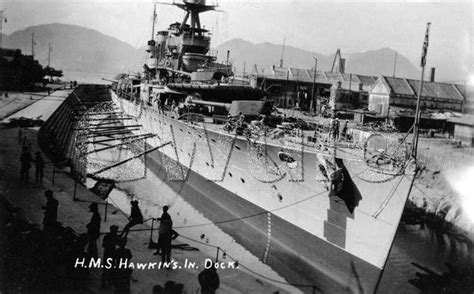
[198,265,220,294]
[20,147,32,183]
[121,200,143,238]
[101,225,119,288]
[42,190,58,230]
[34,151,45,182]
[153,206,172,256]
[86,203,101,258]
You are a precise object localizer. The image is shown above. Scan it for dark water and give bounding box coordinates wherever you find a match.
[379,224,474,293]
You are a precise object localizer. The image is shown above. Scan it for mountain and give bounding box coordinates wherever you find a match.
[344,48,419,78]
[3,24,419,80]
[2,23,145,75]
[215,39,419,79]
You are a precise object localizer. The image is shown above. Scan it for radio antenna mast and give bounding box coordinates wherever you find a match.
[279,36,286,68]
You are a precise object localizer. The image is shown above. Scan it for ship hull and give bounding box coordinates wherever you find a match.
[111,91,414,293]
[144,146,380,293]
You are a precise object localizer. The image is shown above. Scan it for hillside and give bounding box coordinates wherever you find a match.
[215,39,419,78]
[3,24,419,80]
[2,23,145,74]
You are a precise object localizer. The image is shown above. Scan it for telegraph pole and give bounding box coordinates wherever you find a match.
[31,33,35,59]
[47,42,52,67]
[392,51,398,77]
[0,10,6,49]
[310,57,318,116]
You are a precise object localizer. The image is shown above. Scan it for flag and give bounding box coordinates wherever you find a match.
[420,22,431,67]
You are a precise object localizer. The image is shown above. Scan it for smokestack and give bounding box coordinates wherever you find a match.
[226,50,230,65]
[430,67,435,82]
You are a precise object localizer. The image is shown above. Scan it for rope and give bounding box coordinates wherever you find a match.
[372,175,404,218]
[174,189,327,229]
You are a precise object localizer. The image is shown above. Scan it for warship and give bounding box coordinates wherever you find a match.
[109,1,427,292]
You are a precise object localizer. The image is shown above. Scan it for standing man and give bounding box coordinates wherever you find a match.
[42,190,58,230]
[101,225,119,288]
[159,225,178,266]
[154,206,179,266]
[153,205,172,256]
[87,203,101,259]
[20,147,33,183]
[34,151,45,182]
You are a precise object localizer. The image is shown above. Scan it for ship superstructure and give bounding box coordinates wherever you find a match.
[145,0,231,83]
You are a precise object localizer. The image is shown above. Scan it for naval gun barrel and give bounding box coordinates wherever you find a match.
[188,99,231,110]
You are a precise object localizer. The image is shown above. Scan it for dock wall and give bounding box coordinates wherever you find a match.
[38,84,111,180]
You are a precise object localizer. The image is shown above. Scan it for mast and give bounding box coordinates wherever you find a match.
[151,3,157,41]
[279,36,285,68]
[412,22,431,159]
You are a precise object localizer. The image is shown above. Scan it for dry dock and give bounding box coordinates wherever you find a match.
[0,85,292,294]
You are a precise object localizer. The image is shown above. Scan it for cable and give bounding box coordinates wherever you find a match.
[173,189,327,229]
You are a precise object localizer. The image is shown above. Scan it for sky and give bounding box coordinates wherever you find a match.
[1,0,473,83]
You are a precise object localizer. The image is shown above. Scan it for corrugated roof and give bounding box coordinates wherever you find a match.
[447,114,474,126]
[251,65,378,89]
[383,76,414,95]
[382,76,465,101]
[358,75,377,85]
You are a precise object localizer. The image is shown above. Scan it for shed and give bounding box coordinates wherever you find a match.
[368,76,466,116]
[446,115,474,146]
